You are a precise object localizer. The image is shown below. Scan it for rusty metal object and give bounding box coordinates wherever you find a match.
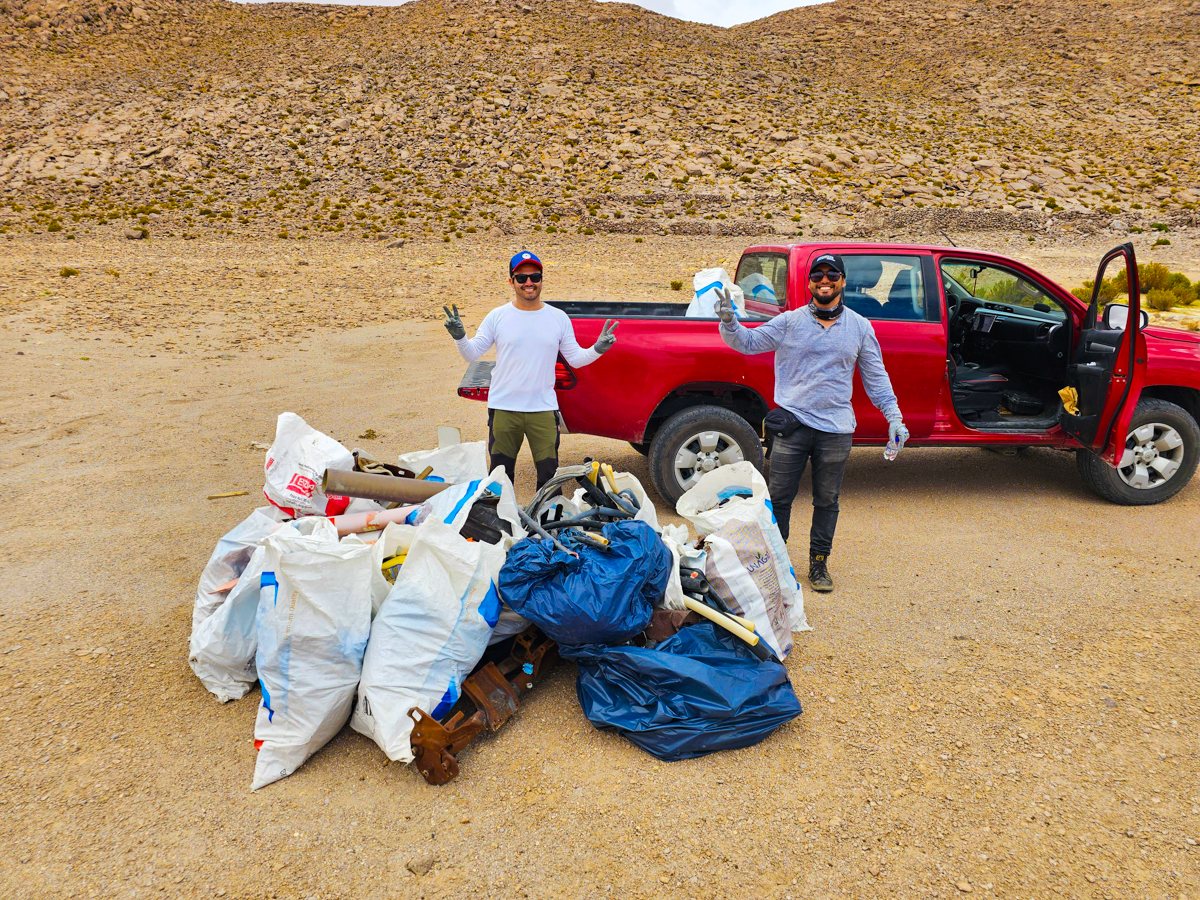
[409,708,487,785]
[321,468,450,505]
[643,608,701,644]
[408,627,559,785]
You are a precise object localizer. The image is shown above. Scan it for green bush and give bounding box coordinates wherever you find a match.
[1147,289,1176,311]
[1153,237,1171,247]
[59,267,80,277]
[670,280,683,291]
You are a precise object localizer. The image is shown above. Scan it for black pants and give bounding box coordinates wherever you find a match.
[767,425,853,556]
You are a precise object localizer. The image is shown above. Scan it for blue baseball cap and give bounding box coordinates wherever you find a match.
[509,250,542,275]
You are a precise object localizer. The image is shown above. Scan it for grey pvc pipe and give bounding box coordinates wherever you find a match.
[321,469,450,505]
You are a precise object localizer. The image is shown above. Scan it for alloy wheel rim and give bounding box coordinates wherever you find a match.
[673,429,745,492]
[1116,422,1185,489]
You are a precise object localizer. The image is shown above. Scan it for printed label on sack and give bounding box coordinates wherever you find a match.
[285,474,317,497]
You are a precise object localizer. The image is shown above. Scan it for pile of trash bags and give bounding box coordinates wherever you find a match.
[189,413,809,790]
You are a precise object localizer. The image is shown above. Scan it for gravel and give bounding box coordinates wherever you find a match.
[0,232,1196,900]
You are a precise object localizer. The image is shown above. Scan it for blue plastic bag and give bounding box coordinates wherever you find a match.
[572,622,802,761]
[498,520,670,647]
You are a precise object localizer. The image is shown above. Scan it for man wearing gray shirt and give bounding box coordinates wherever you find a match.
[715,252,909,592]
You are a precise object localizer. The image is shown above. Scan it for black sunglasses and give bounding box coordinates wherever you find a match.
[809,270,843,283]
[512,272,543,284]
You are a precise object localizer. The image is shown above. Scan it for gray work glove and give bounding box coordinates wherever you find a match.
[888,420,910,450]
[594,318,618,354]
[714,286,737,325]
[442,304,465,340]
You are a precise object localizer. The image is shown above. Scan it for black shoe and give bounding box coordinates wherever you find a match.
[808,553,834,592]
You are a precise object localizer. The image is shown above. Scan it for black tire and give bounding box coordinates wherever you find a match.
[628,441,650,456]
[648,405,765,506]
[1076,397,1199,505]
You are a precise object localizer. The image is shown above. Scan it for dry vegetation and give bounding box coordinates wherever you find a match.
[2,0,1200,247]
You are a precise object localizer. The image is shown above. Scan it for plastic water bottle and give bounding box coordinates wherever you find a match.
[883,438,900,461]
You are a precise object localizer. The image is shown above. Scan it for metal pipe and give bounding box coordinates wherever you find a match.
[322,469,450,505]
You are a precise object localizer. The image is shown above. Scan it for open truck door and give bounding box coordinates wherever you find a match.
[1060,242,1147,464]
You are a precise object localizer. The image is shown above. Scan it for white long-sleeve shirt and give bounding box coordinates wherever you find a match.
[454,302,601,411]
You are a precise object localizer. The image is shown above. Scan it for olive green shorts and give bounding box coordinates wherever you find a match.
[487,409,561,462]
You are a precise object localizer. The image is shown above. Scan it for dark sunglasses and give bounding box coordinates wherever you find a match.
[512,272,543,284]
[809,270,843,283]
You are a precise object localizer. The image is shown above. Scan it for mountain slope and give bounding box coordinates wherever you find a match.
[1,0,1197,241]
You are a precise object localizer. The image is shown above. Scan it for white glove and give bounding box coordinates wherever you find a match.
[594,318,618,354]
[714,287,737,325]
[888,420,910,451]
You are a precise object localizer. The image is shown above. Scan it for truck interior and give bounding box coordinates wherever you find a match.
[940,259,1073,430]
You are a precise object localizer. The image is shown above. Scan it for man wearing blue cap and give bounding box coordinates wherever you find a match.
[715,252,908,593]
[444,251,617,488]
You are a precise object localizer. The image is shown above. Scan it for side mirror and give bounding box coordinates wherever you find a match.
[1102,303,1149,331]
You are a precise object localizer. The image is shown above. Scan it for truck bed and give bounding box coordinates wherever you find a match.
[549,300,768,321]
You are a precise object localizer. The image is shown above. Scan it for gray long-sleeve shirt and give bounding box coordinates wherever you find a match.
[720,305,902,434]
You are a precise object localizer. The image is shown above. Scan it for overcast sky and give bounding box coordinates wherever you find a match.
[234,0,827,28]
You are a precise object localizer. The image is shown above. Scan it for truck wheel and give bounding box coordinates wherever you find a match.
[1076,398,1199,505]
[648,405,765,506]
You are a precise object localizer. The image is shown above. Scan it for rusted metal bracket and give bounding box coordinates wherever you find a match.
[409,627,559,785]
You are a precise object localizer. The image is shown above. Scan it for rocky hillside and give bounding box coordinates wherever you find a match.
[1,0,1198,243]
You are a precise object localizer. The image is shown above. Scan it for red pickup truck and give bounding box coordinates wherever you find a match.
[460,242,1200,507]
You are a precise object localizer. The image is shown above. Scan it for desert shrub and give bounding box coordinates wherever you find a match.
[1146,289,1176,311]
[1153,238,1171,247]
[670,280,683,291]
[59,267,80,277]
[1139,262,1171,291]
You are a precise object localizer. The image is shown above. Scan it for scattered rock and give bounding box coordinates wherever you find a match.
[123,228,146,240]
[406,852,438,877]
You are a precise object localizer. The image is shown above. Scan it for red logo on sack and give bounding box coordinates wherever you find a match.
[285,474,317,497]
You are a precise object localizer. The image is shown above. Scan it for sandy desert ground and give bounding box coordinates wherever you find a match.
[1,230,1197,900]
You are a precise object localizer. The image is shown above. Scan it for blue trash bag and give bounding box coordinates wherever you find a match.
[498,519,670,647]
[572,622,802,761]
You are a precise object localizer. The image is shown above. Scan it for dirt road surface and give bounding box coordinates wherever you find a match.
[1,232,1197,900]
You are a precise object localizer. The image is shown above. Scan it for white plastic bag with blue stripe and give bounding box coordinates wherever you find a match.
[350,518,508,762]
[420,466,525,539]
[685,267,746,319]
[189,506,288,703]
[251,518,375,790]
[676,461,809,637]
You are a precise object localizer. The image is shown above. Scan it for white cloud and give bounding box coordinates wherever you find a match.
[232,0,828,29]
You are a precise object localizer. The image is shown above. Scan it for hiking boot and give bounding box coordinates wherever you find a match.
[808,553,834,592]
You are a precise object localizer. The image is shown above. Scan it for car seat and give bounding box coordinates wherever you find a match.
[842,257,884,317]
[883,273,923,320]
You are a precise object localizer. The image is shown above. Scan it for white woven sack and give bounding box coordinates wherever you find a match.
[421,466,524,538]
[189,507,288,702]
[251,519,374,790]
[397,442,489,484]
[677,462,808,633]
[703,517,798,659]
[351,519,506,762]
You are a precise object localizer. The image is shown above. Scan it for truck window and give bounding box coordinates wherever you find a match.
[841,254,928,321]
[940,261,1066,321]
[736,253,788,309]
